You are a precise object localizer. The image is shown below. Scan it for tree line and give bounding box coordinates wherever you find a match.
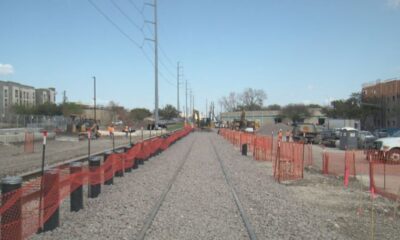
[10,102,181,123]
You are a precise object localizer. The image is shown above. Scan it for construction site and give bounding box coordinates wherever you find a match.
[2,1,400,240]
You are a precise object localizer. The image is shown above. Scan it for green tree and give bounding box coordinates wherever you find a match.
[281,104,311,123]
[61,102,83,117]
[36,103,62,115]
[265,104,281,110]
[129,108,152,122]
[159,104,179,120]
[11,104,36,115]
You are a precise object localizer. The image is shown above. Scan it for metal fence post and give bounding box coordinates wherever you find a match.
[103,151,114,185]
[88,156,101,198]
[1,176,22,240]
[42,169,60,232]
[70,162,83,212]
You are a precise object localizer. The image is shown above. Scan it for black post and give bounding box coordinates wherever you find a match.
[42,169,60,232]
[1,176,22,240]
[123,147,133,172]
[114,149,125,177]
[103,151,114,185]
[70,162,83,212]
[242,144,248,156]
[112,134,115,152]
[88,156,101,198]
[38,131,47,232]
[88,130,91,158]
[129,128,132,145]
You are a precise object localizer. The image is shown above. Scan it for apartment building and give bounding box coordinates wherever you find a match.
[0,80,55,117]
[36,88,56,105]
[362,79,400,128]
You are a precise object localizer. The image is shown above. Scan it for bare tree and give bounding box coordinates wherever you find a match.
[219,92,239,112]
[239,88,267,111]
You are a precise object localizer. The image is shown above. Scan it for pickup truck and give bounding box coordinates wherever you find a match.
[373,131,400,162]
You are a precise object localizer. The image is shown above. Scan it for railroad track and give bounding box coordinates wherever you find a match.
[211,139,258,240]
[134,133,258,240]
[135,137,196,240]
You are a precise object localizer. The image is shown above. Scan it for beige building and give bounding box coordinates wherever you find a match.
[35,88,56,105]
[220,108,326,126]
[0,80,56,117]
[0,80,36,116]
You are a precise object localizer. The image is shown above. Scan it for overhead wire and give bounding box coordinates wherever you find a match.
[88,0,176,87]
[128,0,178,73]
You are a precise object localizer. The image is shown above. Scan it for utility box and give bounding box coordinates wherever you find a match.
[339,129,358,150]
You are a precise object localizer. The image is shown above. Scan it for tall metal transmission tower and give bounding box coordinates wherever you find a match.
[145,0,159,127]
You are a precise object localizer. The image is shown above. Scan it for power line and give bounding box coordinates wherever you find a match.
[87,0,142,49]
[110,0,143,34]
[88,0,176,88]
[128,0,177,70]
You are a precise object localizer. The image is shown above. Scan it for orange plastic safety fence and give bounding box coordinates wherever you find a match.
[24,132,34,154]
[366,151,400,200]
[0,127,193,240]
[273,142,304,182]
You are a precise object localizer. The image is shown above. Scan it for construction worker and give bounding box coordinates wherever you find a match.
[124,125,129,138]
[278,129,283,142]
[285,130,290,142]
[108,124,114,138]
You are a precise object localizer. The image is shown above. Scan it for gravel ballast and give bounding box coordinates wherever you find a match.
[30,131,400,239]
[31,133,195,240]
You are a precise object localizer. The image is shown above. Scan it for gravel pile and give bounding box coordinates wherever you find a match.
[145,133,248,240]
[31,134,195,240]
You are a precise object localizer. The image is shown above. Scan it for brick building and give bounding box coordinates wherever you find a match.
[362,79,400,129]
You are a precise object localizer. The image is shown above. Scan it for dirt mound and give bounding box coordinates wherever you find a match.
[257,122,292,136]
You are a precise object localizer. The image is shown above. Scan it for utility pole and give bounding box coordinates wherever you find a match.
[177,62,180,114]
[93,76,96,122]
[185,78,188,122]
[206,98,208,119]
[145,0,159,128]
[62,90,67,104]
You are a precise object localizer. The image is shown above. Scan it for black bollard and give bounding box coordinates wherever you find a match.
[242,144,248,156]
[123,147,132,173]
[70,162,83,212]
[88,156,101,198]
[42,169,60,232]
[103,151,114,185]
[114,149,125,177]
[1,176,22,240]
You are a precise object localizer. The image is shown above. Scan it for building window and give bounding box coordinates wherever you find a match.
[4,99,7,107]
[15,89,18,98]
[393,121,396,126]
[393,96,396,101]
[387,121,391,127]
[4,89,7,97]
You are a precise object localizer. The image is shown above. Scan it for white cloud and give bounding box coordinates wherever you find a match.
[388,0,400,8]
[0,64,14,75]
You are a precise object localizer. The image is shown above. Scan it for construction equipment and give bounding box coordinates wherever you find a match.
[76,119,100,140]
[230,110,257,132]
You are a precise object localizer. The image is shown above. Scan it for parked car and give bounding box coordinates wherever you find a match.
[373,129,389,138]
[320,129,339,147]
[357,131,377,149]
[373,130,400,162]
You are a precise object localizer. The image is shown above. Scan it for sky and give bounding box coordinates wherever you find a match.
[1,0,400,114]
